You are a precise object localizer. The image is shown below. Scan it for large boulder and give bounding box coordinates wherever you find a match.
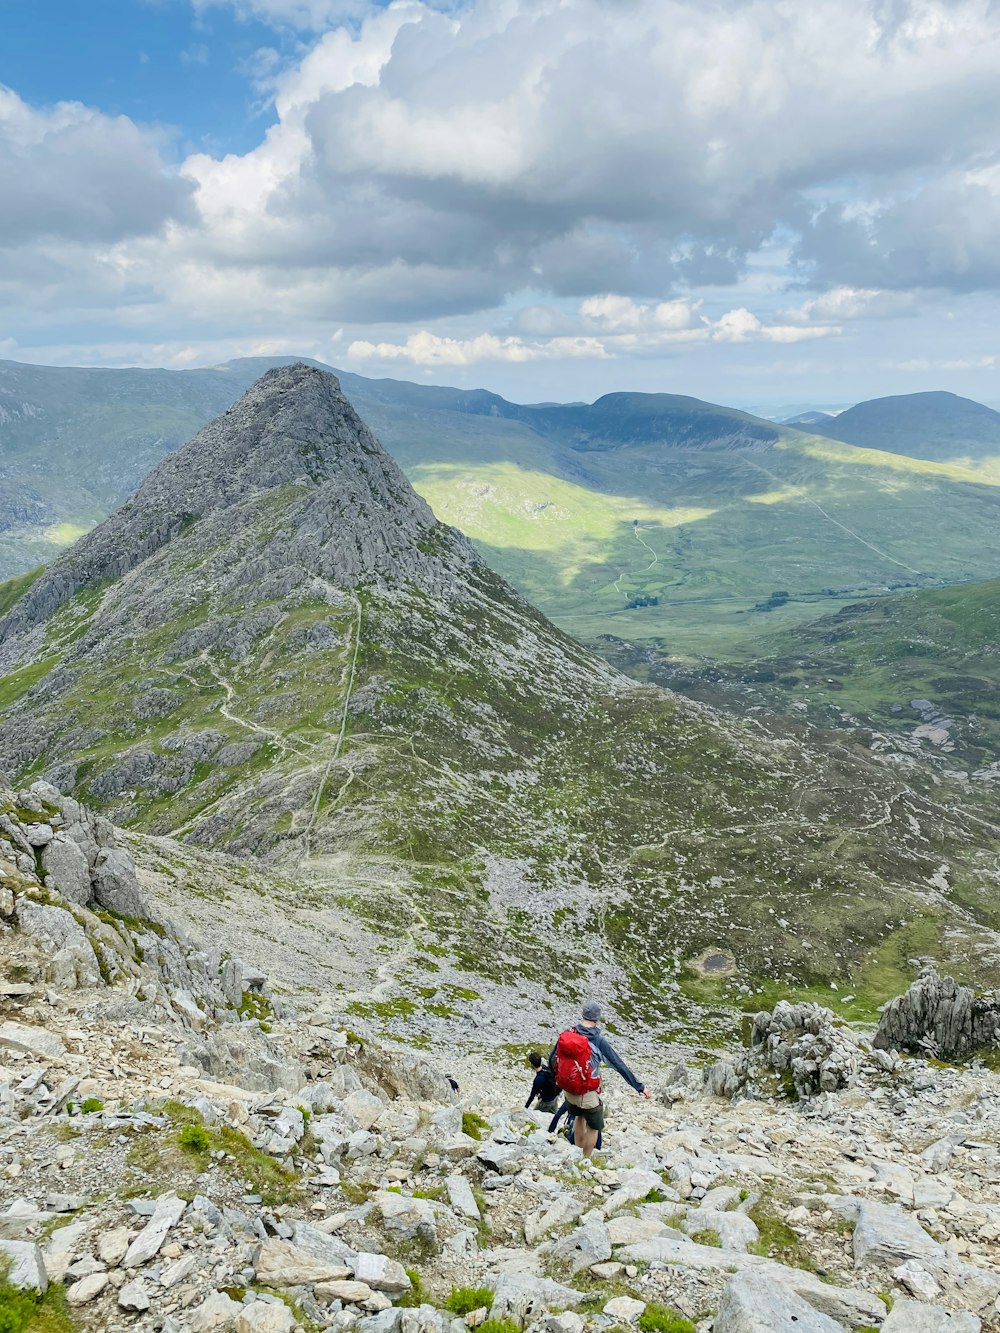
[0,1241,47,1293]
[882,1297,981,1332]
[875,968,1000,1061]
[0,1021,67,1061]
[91,847,149,919]
[852,1200,945,1268]
[549,1222,612,1274]
[489,1273,585,1324]
[15,899,101,988]
[354,1042,455,1104]
[40,833,91,905]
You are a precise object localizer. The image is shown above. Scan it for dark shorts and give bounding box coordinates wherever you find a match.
[573,1099,605,1131]
[536,1097,561,1114]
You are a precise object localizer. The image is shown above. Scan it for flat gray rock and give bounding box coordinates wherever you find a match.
[882,1297,981,1332]
[123,1192,187,1268]
[853,1200,945,1267]
[490,1272,585,1324]
[445,1175,480,1220]
[549,1222,611,1274]
[0,1240,47,1292]
[354,1252,411,1295]
[621,1235,752,1272]
[715,1270,844,1332]
[762,1263,886,1327]
[0,1021,66,1061]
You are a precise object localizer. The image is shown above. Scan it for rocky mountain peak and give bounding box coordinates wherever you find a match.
[0,363,456,645]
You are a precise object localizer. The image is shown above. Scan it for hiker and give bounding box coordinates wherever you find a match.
[525,1051,560,1113]
[551,1000,650,1157]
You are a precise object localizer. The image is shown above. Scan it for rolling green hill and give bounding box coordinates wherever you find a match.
[4,358,1000,658]
[606,574,1000,772]
[755,577,1000,767]
[805,390,1000,464]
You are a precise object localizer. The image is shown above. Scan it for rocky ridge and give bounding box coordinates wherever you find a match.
[3,850,1000,1332]
[2,367,1000,1026]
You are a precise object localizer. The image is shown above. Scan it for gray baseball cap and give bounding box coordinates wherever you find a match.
[581,1000,602,1021]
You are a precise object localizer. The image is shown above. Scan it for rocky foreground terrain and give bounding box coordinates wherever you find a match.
[4,781,1000,1332]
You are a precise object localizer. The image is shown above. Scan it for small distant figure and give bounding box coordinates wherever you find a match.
[551,1000,651,1157]
[447,1074,460,1094]
[525,1051,560,1113]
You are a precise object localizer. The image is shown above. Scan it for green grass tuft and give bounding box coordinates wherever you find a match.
[177,1124,211,1155]
[690,1227,721,1248]
[747,1200,816,1271]
[444,1287,495,1316]
[461,1111,490,1142]
[0,1266,76,1333]
[637,1303,695,1333]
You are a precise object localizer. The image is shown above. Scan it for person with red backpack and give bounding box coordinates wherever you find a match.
[551,1000,651,1156]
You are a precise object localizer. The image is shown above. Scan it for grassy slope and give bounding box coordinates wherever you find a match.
[408,431,1000,659]
[3,494,1000,1032]
[730,577,1000,767]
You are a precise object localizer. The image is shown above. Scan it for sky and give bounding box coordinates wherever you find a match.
[3,0,1000,409]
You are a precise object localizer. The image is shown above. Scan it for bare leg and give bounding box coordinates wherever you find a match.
[574,1116,599,1157]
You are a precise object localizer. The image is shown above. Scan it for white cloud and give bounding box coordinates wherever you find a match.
[6,0,1000,377]
[885,354,997,372]
[707,307,839,345]
[781,287,917,323]
[129,0,1000,332]
[346,297,841,365]
[0,85,193,248]
[347,331,609,365]
[579,295,700,333]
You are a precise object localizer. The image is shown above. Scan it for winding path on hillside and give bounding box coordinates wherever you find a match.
[634,524,659,569]
[301,586,363,860]
[743,457,923,575]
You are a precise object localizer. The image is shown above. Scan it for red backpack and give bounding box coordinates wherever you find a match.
[553,1029,601,1096]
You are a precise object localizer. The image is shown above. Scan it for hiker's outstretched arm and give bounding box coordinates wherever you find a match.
[596,1033,645,1093]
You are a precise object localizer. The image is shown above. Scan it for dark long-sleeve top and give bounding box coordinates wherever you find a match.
[525,1067,558,1106]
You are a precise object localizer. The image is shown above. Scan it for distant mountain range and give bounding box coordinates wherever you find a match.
[781,410,837,427]
[3,358,1000,658]
[4,364,1000,1014]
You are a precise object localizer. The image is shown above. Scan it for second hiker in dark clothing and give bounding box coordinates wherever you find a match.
[525,1051,561,1113]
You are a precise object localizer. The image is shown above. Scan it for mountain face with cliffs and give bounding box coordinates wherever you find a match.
[1,365,999,1029]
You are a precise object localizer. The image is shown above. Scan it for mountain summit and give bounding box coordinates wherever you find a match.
[804,389,1000,461]
[1,366,999,1025]
[0,364,466,646]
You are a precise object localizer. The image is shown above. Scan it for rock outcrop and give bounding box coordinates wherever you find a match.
[0,364,466,647]
[874,967,1000,1062]
[703,999,894,1101]
[1,777,285,1076]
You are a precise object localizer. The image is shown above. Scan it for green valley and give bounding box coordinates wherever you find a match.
[4,359,1000,659]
